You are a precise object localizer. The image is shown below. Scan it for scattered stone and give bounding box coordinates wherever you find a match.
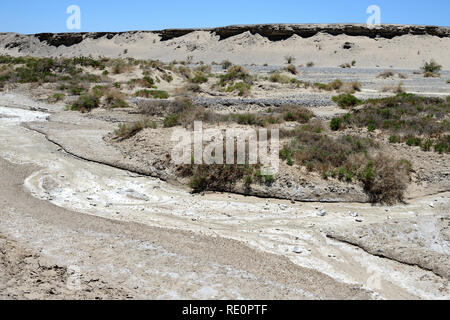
[118,189,150,201]
[355,218,363,223]
[292,246,302,254]
[349,212,359,217]
[279,204,288,211]
[429,202,435,208]
[317,209,327,217]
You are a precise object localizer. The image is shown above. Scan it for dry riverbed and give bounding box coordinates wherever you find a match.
[0,92,449,299]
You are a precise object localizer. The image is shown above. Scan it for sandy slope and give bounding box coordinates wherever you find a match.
[1,26,449,69]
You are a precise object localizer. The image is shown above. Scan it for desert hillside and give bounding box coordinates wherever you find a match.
[1,24,449,69]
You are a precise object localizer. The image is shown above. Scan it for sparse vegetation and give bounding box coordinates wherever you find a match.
[378,70,394,79]
[421,59,442,77]
[284,56,296,64]
[314,79,361,94]
[333,93,450,153]
[332,94,363,108]
[284,64,298,75]
[381,82,405,94]
[135,89,169,99]
[69,94,100,113]
[104,89,129,108]
[279,125,410,204]
[114,118,157,141]
[49,93,65,103]
[221,60,233,70]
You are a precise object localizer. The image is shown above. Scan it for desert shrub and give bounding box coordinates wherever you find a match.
[381,82,405,93]
[284,56,296,64]
[195,65,211,74]
[330,117,342,131]
[69,94,100,112]
[279,104,313,123]
[284,64,298,75]
[137,97,192,116]
[190,72,208,84]
[111,59,133,74]
[134,89,169,99]
[49,93,65,103]
[377,70,394,79]
[114,118,156,141]
[68,83,87,96]
[421,59,442,75]
[306,62,314,67]
[219,65,253,86]
[225,82,251,96]
[185,164,266,193]
[163,114,180,128]
[314,80,361,93]
[161,73,173,83]
[359,155,410,204]
[221,60,233,70]
[269,72,292,84]
[142,76,156,88]
[433,135,449,154]
[176,66,192,79]
[332,94,363,108]
[104,89,129,108]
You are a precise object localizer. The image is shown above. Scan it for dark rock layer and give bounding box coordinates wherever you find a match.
[24,23,450,47]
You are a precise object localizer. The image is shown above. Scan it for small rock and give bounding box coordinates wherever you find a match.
[355,218,363,223]
[292,246,302,254]
[317,209,327,217]
[429,202,434,208]
[349,212,359,217]
[279,204,288,211]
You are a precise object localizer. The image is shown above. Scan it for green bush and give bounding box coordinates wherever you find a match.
[135,89,169,99]
[332,94,363,108]
[163,114,180,127]
[69,94,100,112]
[421,59,442,74]
[330,117,342,131]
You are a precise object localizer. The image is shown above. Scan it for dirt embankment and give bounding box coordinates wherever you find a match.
[1,24,450,69]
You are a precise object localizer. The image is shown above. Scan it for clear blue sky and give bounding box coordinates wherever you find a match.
[0,0,449,34]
